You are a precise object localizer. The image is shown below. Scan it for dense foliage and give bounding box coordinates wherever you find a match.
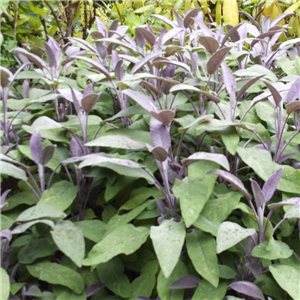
[1,2,300,300]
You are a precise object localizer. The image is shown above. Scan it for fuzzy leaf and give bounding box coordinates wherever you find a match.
[82,93,98,113]
[229,281,264,300]
[262,168,283,202]
[169,275,200,289]
[192,280,227,300]
[150,220,186,278]
[199,36,219,54]
[0,268,9,300]
[207,47,231,75]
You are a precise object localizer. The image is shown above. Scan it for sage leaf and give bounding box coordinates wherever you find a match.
[192,280,227,300]
[0,268,9,300]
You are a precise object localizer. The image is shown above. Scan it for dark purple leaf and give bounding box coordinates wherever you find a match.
[115,60,125,80]
[262,168,283,203]
[0,229,12,241]
[161,80,173,95]
[108,20,119,37]
[245,257,263,279]
[82,93,99,113]
[96,41,107,60]
[86,283,105,297]
[250,179,265,208]
[162,64,175,78]
[170,275,200,289]
[122,89,159,113]
[91,31,104,40]
[136,28,156,47]
[1,190,10,205]
[268,197,300,210]
[221,23,245,47]
[262,80,282,107]
[199,36,219,54]
[225,25,240,42]
[209,169,252,201]
[237,75,265,102]
[150,117,171,150]
[229,281,264,300]
[277,153,295,164]
[239,10,260,30]
[147,145,168,162]
[70,135,84,157]
[40,145,56,166]
[131,52,162,74]
[221,63,236,96]
[183,8,201,28]
[30,131,43,165]
[287,77,300,103]
[141,80,159,96]
[207,47,231,75]
[135,28,146,48]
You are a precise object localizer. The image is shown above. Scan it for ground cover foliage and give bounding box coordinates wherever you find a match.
[1,5,300,300]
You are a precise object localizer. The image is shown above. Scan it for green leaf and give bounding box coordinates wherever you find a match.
[129,261,158,300]
[96,257,131,298]
[134,4,154,13]
[173,176,216,227]
[150,220,186,278]
[16,205,66,222]
[192,280,227,300]
[51,221,85,267]
[12,219,55,234]
[284,204,300,219]
[83,224,149,266]
[10,283,25,295]
[74,220,106,243]
[39,181,78,211]
[219,264,237,279]
[0,214,14,230]
[237,147,300,194]
[86,135,146,149]
[269,264,300,300]
[0,268,9,300]
[216,221,256,254]
[235,65,278,83]
[0,161,27,181]
[5,191,37,211]
[221,128,240,155]
[157,259,187,300]
[186,229,219,287]
[18,238,57,264]
[251,240,293,260]
[55,287,86,300]
[27,261,84,294]
[193,215,220,236]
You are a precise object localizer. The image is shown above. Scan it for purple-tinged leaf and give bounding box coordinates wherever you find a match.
[162,64,175,78]
[162,28,184,45]
[170,275,200,289]
[239,11,260,30]
[0,66,13,87]
[112,50,120,69]
[277,153,295,164]
[98,38,138,53]
[91,31,103,40]
[199,36,219,54]
[122,89,159,112]
[45,36,61,67]
[83,83,93,98]
[221,23,245,47]
[268,197,300,210]
[237,75,265,102]
[40,145,56,166]
[68,37,97,54]
[136,28,156,47]
[86,283,105,297]
[270,12,293,28]
[131,52,162,74]
[119,54,139,64]
[225,25,241,42]
[30,131,43,165]
[135,28,146,48]
[190,51,198,75]
[165,46,183,57]
[229,281,264,300]
[251,31,282,48]
[250,179,265,208]
[262,168,283,203]
[72,56,112,81]
[115,60,125,81]
[96,17,107,37]
[108,20,119,37]
[207,47,231,75]
[183,8,201,28]
[209,169,252,201]
[69,86,82,115]
[182,152,230,171]
[170,84,221,104]
[0,229,12,241]
[287,77,300,103]
[150,117,171,150]
[0,190,10,205]
[173,9,183,27]
[70,135,84,157]
[150,14,176,28]
[82,94,99,114]
[96,41,107,60]
[151,110,175,126]
[141,80,159,96]
[262,80,282,107]
[286,101,300,115]
[154,27,167,51]
[146,145,168,162]
[11,47,47,70]
[221,63,236,96]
